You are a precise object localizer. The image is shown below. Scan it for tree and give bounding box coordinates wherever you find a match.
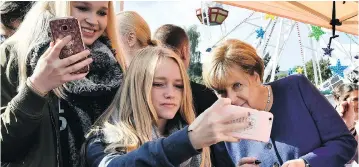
[304,58,332,84]
[186,25,203,84]
[263,53,280,82]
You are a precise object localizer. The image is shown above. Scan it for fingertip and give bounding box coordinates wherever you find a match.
[88,57,93,63]
[66,35,72,40]
[220,98,231,105]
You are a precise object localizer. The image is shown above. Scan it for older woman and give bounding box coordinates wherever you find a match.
[333,83,358,164]
[202,39,357,167]
[333,83,358,131]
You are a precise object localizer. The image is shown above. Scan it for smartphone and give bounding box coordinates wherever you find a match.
[49,17,89,74]
[225,105,274,143]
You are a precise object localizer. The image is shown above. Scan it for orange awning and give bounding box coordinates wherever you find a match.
[218,1,358,35]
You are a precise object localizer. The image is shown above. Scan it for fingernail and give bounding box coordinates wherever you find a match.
[254,160,261,164]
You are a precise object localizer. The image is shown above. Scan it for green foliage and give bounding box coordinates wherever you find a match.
[304,58,332,84]
[186,25,203,84]
[263,53,280,82]
[276,72,288,80]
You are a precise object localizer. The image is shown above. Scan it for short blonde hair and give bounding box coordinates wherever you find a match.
[203,39,264,90]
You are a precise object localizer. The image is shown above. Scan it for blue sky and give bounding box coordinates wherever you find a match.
[116,1,358,71]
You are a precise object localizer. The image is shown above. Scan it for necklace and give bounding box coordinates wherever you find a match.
[264,85,271,111]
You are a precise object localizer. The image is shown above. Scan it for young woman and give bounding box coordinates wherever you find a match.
[116,11,152,67]
[202,39,357,167]
[153,24,217,116]
[1,1,124,167]
[84,46,251,167]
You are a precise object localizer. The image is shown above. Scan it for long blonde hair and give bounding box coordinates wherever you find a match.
[116,11,151,47]
[90,46,211,167]
[0,1,125,92]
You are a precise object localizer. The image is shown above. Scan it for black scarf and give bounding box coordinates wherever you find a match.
[29,36,123,167]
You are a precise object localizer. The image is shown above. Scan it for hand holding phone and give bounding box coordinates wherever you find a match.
[224,105,274,142]
[49,17,89,74]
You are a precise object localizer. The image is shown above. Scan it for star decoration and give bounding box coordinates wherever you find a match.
[296,67,304,74]
[256,27,265,39]
[329,59,348,77]
[309,25,325,41]
[288,68,294,75]
[265,14,275,20]
[322,47,334,57]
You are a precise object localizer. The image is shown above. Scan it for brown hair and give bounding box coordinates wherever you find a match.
[153,24,189,59]
[202,39,264,89]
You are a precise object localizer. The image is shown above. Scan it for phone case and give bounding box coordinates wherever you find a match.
[225,105,274,143]
[49,17,89,74]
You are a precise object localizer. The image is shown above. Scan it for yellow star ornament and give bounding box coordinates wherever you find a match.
[265,14,276,20]
[296,67,304,74]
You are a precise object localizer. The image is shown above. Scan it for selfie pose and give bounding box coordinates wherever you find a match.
[202,39,357,167]
[1,1,124,167]
[153,24,217,116]
[84,46,251,167]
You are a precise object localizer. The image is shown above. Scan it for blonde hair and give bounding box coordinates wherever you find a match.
[0,1,125,92]
[116,11,151,47]
[90,46,211,167]
[203,39,264,90]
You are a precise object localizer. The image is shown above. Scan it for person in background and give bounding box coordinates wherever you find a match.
[1,1,124,166]
[0,1,35,43]
[153,24,217,116]
[202,39,357,167]
[116,11,152,67]
[333,83,358,163]
[84,45,251,167]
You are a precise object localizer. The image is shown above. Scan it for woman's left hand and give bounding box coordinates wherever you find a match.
[281,159,306,167]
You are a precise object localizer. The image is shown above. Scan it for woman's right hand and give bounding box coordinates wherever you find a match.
[337,101,356,129]
[29,35,93,94]
[188,98,250,150]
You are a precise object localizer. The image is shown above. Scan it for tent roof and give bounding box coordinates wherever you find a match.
[218,1,358,35]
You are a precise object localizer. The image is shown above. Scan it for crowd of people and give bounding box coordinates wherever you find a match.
[0,1,357,167]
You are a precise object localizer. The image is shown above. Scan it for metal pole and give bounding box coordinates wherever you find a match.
[256,19,273,49]
[277,22,296,63]
[310,36,319,86]
[114,1,124,13]
[120,1,124,12]
[306,24,321,85]
[270,18,284,82]
[316,43,323,84]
